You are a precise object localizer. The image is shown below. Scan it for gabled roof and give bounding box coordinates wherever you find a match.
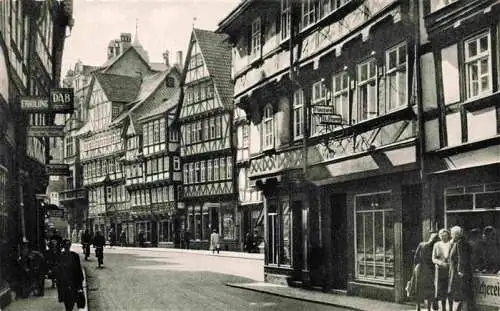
[101,45,151,73]
[112,67,180,126]
[190,28,233,109]
[149,62,168,72]
[95,73,142,103]
[137,88,181,122]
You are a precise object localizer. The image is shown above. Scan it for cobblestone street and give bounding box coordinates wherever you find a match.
[82,246,348,311]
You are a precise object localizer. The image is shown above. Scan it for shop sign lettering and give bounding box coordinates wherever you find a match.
[474,274,500,307]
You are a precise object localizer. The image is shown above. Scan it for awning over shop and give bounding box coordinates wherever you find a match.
[429,144,500,175]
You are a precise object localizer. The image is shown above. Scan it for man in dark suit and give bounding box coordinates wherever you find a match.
[55,239,84,311]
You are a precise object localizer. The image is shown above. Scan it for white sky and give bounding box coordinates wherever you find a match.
[62,0,240,74]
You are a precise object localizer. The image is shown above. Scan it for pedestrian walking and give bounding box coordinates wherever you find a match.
[109,227,116,248]
[93,231,106,268]
[432,228,452,311]
[448,226,472,311]
[244,232,253,253]
[410,232,439,311]
[55,239,84,311]
[138,230,145,247]
[45,238,61,289]
[17,240,47,297]
[184,230,191,249]
[119,230,126,247]
[210,229,220,254]
[81,228,92,261]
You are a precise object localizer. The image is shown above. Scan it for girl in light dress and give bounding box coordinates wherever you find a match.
[432,228,452,311]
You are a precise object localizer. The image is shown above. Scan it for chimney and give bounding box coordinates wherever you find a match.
[163,50,170,67]
[176,51,183,67]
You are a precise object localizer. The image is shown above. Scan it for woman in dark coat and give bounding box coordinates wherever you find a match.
[413,232,440,311]
[56,239,84,311]
[448,226,472,311]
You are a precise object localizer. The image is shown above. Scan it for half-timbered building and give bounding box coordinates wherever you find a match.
[117,66,182,247]
[0,0,72,306]
[420,1,500,309]
[219,0,421,302]
[179,28,238,250]
[234,106,263,249]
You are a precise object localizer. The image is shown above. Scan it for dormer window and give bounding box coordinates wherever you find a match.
[166,77,175,87]
[262,104,274,150]
[251,17,261,58]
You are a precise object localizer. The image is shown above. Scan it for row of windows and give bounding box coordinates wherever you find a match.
[183,157,233,185]
[89,102,112,132]
[186,42,209,84]
[182,116,224,145]
[130,186,176,206]
[262,42,408,149]
[83,158,123,179]
[81,130,123,159]
[142,118,166,147]
[184,81,215,105]
[125,156,180,179]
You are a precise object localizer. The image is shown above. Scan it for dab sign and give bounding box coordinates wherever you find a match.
[49,88,74,112]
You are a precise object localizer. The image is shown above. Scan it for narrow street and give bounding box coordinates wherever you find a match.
[82,247,349,311]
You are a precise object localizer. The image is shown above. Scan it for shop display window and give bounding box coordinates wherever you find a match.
[223,212,235,240]
[445,182,500,274]
[355,192,394,283]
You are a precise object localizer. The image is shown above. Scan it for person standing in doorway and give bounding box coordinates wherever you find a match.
[55,239,84,311]
[119,230,126,247]
[432,228,452,311]
[93,231,106,268]
[210,229,220,254]
[108,228,116,248]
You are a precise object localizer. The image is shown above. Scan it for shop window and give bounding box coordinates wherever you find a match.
[136,221,152,242]
[223,212,235,240]
[280,201,292,266]
[445,182,500,274]
[159,220,172,242]
[267,202,279,265]
[355,192,394,283]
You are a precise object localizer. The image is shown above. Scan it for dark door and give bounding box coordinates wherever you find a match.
[292,201,303,278]
[330,194,348,289]
[402,185,422,283]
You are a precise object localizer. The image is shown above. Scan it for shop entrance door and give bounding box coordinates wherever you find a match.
[330,194,348,289]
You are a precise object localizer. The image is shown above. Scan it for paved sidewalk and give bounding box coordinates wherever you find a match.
[73,243,265,261]
[226,282,415,311]
[4,249,89,311]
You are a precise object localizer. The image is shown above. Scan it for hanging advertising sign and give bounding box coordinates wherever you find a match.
[49,88,74,112]
[20,88,74,113]
[45,163,70,176]
[319,114,343,125]
[312,105,335,115]
[27,125,65,137]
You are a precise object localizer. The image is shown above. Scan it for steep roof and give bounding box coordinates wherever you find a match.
[137,88,181,121]
[95,73,142,103]
[101,45,150,73]
[191,28,233,109]
[149,62,168,72]
[112,67,180,125]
